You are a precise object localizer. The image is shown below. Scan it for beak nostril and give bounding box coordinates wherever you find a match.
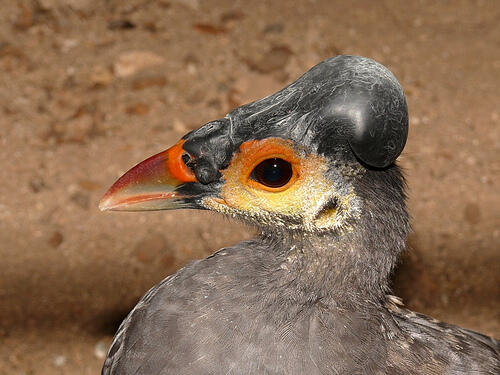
[180,152,219,184]
[181,152,195,169]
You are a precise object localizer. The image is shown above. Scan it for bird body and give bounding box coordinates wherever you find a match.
[100,56,499,374]
[103,239,499,374]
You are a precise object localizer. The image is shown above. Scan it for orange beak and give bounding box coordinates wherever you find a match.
[99,140,199,211]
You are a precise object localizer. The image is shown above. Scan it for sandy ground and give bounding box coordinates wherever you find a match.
[0,0,498,373]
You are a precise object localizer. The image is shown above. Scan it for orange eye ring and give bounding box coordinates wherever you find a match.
[235,139,301,193]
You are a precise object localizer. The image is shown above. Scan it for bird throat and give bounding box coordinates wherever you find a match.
[260,199,409,307]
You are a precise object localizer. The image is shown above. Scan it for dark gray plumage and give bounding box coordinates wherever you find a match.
[100,56,499,374]
[103,244,500,374]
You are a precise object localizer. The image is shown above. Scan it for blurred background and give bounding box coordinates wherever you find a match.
[0,0,499,373]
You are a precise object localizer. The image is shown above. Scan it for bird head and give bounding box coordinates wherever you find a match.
[100,56,408,236]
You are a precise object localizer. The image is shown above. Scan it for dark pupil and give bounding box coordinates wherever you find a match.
[252,158,293,188]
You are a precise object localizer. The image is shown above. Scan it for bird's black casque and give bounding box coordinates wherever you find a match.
[100,56,499,374]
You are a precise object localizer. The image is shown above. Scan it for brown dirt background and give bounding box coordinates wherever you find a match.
[0,0,499,373]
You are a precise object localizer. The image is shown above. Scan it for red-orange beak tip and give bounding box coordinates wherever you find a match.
[98,193,121,212]
[98,197,112,212]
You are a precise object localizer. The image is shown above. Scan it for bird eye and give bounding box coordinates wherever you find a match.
[250,158,293,189]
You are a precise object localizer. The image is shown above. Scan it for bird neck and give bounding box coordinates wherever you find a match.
[260,190,409,307]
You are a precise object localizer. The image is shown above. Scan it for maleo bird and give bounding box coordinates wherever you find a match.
[99,55,499,374]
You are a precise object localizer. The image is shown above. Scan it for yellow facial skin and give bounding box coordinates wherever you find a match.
[202,138,358,232]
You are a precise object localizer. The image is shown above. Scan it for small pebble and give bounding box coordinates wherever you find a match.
[94,340,108,359]
[108,19,136,30]
[114,51,165,78]
[463,202,481,225]
[245,46,293,74]
[48,231,64,248]
[53,355,66,367]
